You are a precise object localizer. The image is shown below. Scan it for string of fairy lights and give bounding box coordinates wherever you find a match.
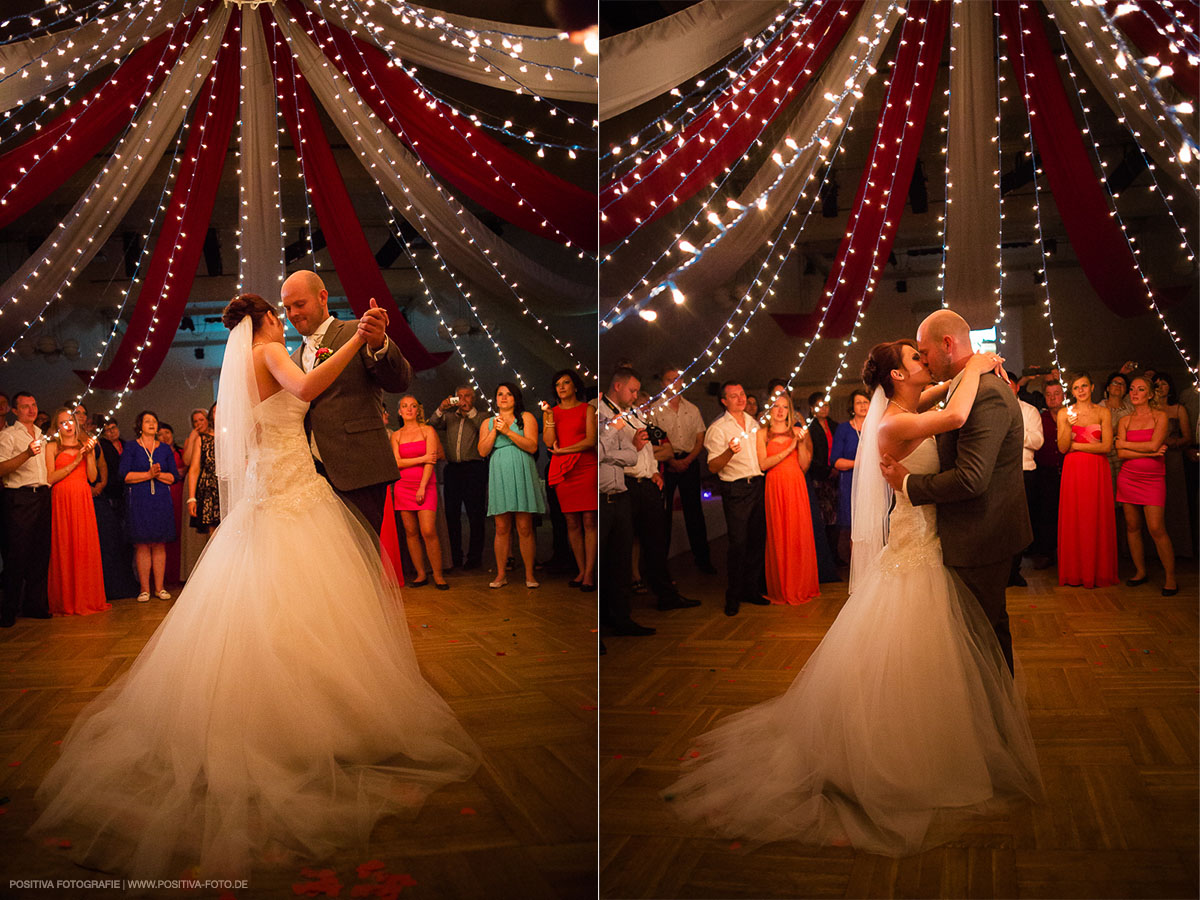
[0,0,119,45]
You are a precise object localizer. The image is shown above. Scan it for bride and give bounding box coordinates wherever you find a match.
[665,340,1042,856]
[33,294,480,878]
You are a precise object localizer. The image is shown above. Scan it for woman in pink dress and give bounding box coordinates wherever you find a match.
[390,395,448,589]
[542,370,598,592]
[1056,372,1118,588]
[46,409,110,616]
[1115,375,1176,594]
[756,391,819,604]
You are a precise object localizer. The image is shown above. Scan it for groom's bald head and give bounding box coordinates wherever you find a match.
[281,269,330,337]
[916,309,973,381]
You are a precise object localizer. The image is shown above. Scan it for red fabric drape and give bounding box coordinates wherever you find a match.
[263,11,450,372]
[1105,0,1198,100]
[996,0,1157,319]
[599,0,861,246]
[773,0,949,341]
[81,14,241,390]
[381,484,406,586]
[278,0,596,252]
[0,5,213,229]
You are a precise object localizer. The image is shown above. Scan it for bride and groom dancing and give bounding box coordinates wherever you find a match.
[668,309,1043,856]
[32,273,480,877]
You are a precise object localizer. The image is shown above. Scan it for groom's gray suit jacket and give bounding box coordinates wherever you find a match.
[905,372,1033,567]
[290,317,412,493]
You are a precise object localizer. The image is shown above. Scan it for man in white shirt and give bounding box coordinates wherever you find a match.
[1009,371,1045,588]
[653,367,715,574]
[704,381,770,616]
[0,392,52,626]
[430,386,487,569]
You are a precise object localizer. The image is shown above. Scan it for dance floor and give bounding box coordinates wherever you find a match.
[601,552,1199,899]
[0,570,598,899]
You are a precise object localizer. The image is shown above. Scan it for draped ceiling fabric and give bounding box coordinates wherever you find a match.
[600,0,860,246]
[1104,0,1199,100]
[305,0,598,104]
[0,0,190,113]
[942,0,1001,327]
[274,9,594,316]
[601,0,901,313]
[599,0,788,120]
[0,7,230,322]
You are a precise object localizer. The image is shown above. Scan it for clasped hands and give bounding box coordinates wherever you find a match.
[354,299,389,350]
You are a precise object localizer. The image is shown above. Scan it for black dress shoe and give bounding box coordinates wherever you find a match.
[410,577,429,587]
[609,621,656,636]
[743,595,770,606]
[1125,576,1149,587]
[723,601,739,617]
[1008,574,1028,587]
[27,610,52,619]
[657,595,701,611]
[462,559,482,571]
[696,561,718,575]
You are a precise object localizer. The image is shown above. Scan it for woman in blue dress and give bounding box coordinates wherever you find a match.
[831,389,870,566]
[119,410,179,602]
[478,383,546,589]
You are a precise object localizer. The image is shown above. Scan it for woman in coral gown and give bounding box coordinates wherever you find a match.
[46,409,110,616]
[756,391,819,605]
[1056,372,1118,588]
[543,370,598,591]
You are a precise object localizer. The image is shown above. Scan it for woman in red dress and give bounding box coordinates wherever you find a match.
[1116,375,1176,594]
[756,391,820,604]
[390,395,447,589]
[47,408,110,616]
[543,370,598,592]
[1056,372,1118,588]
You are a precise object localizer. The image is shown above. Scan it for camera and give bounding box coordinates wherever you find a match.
[645,423,668,446]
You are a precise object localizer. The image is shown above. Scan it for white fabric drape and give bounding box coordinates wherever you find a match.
[599,0,787,120]
[1054,1,1198,201]
[604,0,898,311]
[237,10,286,296]
[0,0,190,113]
[273,10,593,314]
[302,0,596,105]
[0,9,229,311]
[943,0,1001,328]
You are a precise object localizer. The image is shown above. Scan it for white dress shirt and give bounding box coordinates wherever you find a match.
[704,411,763,481]
[0,423,48,488]
[1019,399,1044,470]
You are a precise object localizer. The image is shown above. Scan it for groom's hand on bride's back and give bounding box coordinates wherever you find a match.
[880,453,908,491]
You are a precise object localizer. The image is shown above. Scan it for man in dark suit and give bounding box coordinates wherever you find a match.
[881,310,1032,674]
[282,269,412,535]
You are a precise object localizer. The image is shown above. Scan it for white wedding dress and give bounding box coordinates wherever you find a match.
[33,389,480,878]
[666,438,1042,856]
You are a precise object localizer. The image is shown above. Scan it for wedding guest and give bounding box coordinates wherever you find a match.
[389,394,447,589]
[831,389,870,565]
[1056,373,1117,588]
[183,406,220,535]
[96,417,139,598]
[1016,366,1052,410]
[479,383,545,588]
[431,386,486,570]
[543,370,598,592]
[1115,375,1176,594]
[1030,380,1066,569]
[756,392,819,604]
[46,409,109,616]
[120,411,180,603]
[1101,371,1134,491]
[1008,373,1045,587]
[0,392,52,626]
[34,410,50,433]
[805,391,840,577]
[653,367,714,575]
[744,393,760,421]
[705,381,770,617]
[0,392,13,426]
[157,422,186,585]
[1151,373,1194,559]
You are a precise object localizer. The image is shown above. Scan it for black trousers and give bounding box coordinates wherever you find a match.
[1010,469,1038,581]
[626,477,678,601]
[952,558,1014,675]
[442,460,487,566]
[1029,464,1061,560]
[599,491,634,625]
[2,486,52,621]
[720,476,766,606]
[662,456,711,566]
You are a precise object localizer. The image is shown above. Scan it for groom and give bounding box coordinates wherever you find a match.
[881,309,1032,674]
[282,269,412,535]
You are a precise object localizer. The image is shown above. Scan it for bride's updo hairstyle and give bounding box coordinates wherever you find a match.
[222,293,273,331]
[861,339,917,398]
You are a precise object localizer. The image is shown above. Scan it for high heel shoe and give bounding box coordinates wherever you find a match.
[1162,585,1179,596]
[525,580,540,589]
[567,579,582,588]
[1125,575,1149,587]
[489,577,507,589]
[410,577,429,587]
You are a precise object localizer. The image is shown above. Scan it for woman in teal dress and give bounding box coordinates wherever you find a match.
[478,382,546,589]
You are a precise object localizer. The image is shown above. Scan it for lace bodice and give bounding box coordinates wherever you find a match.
[243,390,334,512]
[879,437,941,570]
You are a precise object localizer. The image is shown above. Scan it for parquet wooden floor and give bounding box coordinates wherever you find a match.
[600,554,1199,900]
[0,569,598,900]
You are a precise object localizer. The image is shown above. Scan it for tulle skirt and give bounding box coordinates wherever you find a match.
[32,482,480,878]
[665,553,1042,856]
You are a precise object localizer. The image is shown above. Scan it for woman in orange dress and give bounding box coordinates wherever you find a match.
[47,408,110,615]
[756,391,820,604]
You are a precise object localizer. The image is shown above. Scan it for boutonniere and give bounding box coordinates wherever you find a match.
[313,347,333,366]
